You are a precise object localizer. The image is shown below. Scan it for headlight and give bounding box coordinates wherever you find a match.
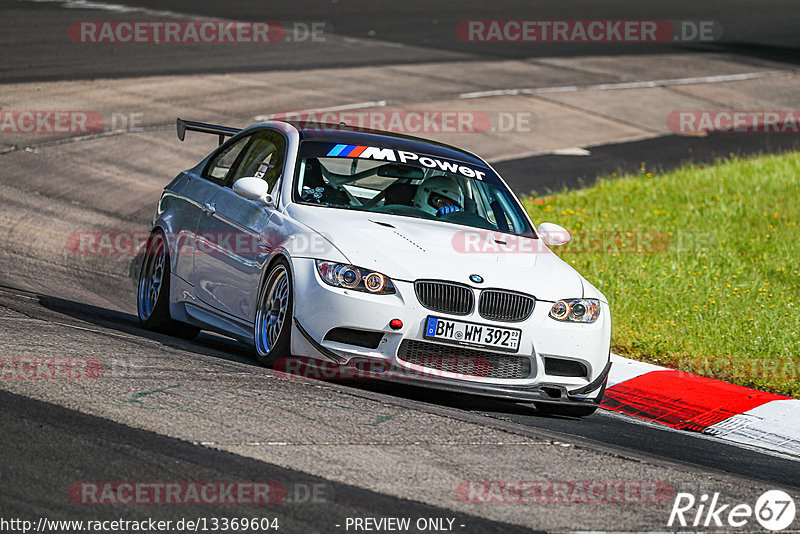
[315,260,396,294]
[549,298,600,323]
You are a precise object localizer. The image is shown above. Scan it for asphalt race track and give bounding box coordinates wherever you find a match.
[4,0,800,82]
[0,387,534,533]
[2,1,800,532]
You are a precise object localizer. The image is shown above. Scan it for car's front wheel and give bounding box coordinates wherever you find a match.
[254,258,293,366]
[137,230,200,339]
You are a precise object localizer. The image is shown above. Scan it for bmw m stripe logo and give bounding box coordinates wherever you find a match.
[327,144,368,157]
[469,274,484,284]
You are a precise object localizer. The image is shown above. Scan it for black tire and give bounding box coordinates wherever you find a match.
[254,258,293,366]
[137,230,200,340]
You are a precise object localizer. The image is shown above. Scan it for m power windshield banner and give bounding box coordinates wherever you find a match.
[302,142,497,182]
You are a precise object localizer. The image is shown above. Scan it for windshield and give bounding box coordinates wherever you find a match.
[293,142,534,237]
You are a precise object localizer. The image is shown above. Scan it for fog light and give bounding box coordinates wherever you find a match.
[390,319,403,330]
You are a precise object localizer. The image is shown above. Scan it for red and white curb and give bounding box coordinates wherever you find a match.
[602,354,800,459]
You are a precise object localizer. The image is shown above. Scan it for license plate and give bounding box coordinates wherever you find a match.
[424,316,521,353]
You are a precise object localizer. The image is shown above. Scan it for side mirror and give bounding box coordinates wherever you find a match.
[537,222,571,246]
[233,177,275,207]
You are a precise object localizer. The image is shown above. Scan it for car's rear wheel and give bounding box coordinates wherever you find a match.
[137,230,200,339]
[254,259,293,366]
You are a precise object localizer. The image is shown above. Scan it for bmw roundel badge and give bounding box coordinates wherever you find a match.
[469,274,484,284]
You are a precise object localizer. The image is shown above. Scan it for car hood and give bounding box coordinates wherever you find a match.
[286,204,585,301]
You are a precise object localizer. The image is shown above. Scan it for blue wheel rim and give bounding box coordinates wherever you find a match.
[138,235,165,320]
[255,265,289,355]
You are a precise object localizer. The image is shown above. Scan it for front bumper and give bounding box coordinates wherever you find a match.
[289,257,611,403]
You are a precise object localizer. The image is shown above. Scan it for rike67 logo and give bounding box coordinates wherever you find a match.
[669,490,796,531]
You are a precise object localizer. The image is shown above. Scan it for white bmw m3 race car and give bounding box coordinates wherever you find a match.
[138,118,611,417]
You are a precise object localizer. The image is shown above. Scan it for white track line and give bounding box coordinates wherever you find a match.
[459,71,790,99]
[21,0,205,19]
[21,0,212,20]
[253,100,387,122]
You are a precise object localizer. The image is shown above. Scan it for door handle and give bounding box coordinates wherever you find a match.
[202,202,216,215]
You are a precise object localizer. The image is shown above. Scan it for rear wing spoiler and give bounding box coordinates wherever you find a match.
[176,118,241,145]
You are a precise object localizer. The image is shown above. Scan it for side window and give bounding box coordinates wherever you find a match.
[203,136,250,185]
[229,130,286,193]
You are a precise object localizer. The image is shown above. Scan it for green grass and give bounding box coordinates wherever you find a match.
[521,151,800,397]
